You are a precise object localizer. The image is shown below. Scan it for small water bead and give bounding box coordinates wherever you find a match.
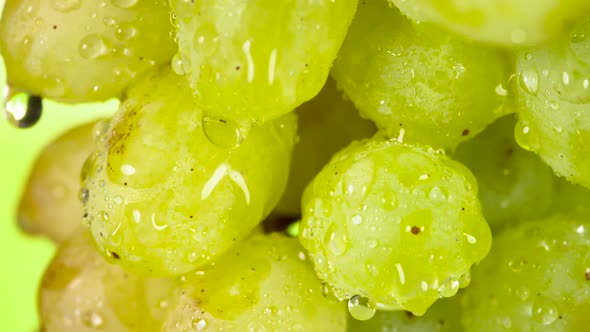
[520,68,540,96]
[202,116,250,149]
[82,311,104,328]
[192,318,207,331]
[438,278,460,298]
[514,120,540,152]
[171,52,187,75]
[79,187,90,203]
[115,23,137,41]
[79,34,110,59]
[324,224,347,257]
[3,88,43,128]
[347,295,376,321]
[532,296,559,326]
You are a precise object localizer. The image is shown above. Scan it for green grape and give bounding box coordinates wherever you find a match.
[275,77,376,216]
[461,216,590,331]
[299,136,491,315]
[18,121,98,242]
[515,18,590,188]
[331,0,510,150]
[390,0,590,46]
[348,294,463,332]
[39,230,175,331]
[162,233,346,331]
[83,67,297,277]
[453,114,556,228]
[0,0,176,103]
[169,0,358,124]
[550,178,590,219]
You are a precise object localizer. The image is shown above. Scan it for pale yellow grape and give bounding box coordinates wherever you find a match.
[515,17,590,188]
[300,136,491,314]
[169,0,358,124]
[18,121,97,242]
[275,77,376,216]
[162,233,346,331]
[39,230,174,332]
[83,67,297,276]
[0,0,176,102]
[390,0,590,46]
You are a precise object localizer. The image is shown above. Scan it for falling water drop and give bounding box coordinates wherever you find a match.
[3,87,42,128]
[347,294,376,321]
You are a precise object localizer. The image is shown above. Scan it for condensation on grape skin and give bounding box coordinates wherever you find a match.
[519,68,540,96]
[348,295,376,321]
[2,86,43,128]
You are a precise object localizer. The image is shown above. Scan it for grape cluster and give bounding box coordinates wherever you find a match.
[4,0,590,331]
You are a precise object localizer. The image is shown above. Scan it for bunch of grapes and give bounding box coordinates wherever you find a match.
[3,0,590,331]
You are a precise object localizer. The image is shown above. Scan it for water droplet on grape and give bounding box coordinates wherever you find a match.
[324,224,347,256]
[3,87,43,128]
[202,116,250,149]
[348,295,376,321]
[192,318,207,331]
[439,278,460,297]
[115,23,137,41]
[520,68,539,96]
[514,120,540,151]
[532,296,559,325]
[79,188,90,203]
[82,311,104,328]
[111,0,137,8]
[171,52,187,75]
[51,0,81,12]
[79,34,109,59]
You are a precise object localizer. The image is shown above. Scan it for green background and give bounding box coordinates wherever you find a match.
[0,2,117,327]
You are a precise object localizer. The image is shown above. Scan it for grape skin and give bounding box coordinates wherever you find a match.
[83,67,298,277]
[461,216,590,331]
[515,18,590,189]
[0,0,176,102]
[39,230,174,332]
[332,0,511,150]
[453,115,556,229]
[390,0,590,46]
[169,0,358,124]
[18,121,97,242]
[299,137,491,314]
[161,233,347,331]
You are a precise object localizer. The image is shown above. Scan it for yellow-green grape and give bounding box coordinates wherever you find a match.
[162,233,346,331]
[331,0,510,150]
[299,137,491,316]
[18,121,97,242]
[461,216,590,331]
[390,0,590,46]
[39,230,174,332]
[515,18,590,188]
[83,67,297,276]
[275,77,376,216]
[348,294,463,332]
[453,115,556,229]
[0,0,176,103]
[551,178,590,219]
[169,0,358,124]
